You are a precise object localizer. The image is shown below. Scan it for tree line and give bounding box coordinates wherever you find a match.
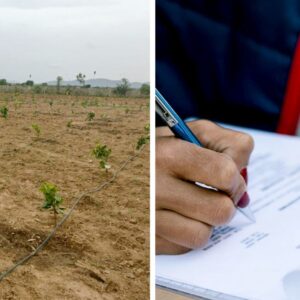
[0,74,150,97]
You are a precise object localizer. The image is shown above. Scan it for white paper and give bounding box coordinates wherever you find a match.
[156,127,300,300]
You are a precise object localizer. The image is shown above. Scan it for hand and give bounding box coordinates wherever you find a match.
[156,120,254,255]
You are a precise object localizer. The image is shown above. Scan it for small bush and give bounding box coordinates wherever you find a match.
[136,123,150,150]
[86,112,95,121]
[81,100,88,108]
[144,123,150,134]
[0,106,8,119]
[40,182,64,226]
[31,124,41,137]
[33,85,42,94]
[140,83,150,96]
[92,143,112,171]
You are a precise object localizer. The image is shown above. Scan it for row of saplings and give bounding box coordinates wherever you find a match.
[1,104,98,123]
[40,124,149,226]
[1,103,149,226]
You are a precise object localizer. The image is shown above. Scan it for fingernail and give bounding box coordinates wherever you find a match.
[240,168,248,184]
[237,192,250,208]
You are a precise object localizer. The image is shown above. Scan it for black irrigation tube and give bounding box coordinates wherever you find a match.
[0,145,146,282]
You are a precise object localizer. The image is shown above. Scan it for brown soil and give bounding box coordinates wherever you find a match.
[0,93,149,299]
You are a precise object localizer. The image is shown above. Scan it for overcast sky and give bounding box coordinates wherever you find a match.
[0,0,149,83]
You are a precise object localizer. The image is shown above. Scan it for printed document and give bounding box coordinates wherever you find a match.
[156,127,300,300]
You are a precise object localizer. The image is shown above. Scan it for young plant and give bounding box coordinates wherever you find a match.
[81,100,88,108]
[86,112,95,121]
[67,120,73,128]
[92,143,112,172]
[31,124,41,137]
[136,123,150,150]
[144,123,150,134]
[0,106,8,119]
[40,182,64,226]
[31,94,36,104]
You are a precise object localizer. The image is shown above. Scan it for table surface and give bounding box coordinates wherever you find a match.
[156,287,206,300]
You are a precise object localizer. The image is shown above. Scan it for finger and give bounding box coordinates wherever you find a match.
[156,125,172,137]
[156,174,236,226]
[156,235,190,255]
[156,210,213,249]
[156,137,246,203]
[187,120,254,170]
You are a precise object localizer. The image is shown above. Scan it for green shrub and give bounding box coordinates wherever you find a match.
[40,182,64,226]
[140,83,150,96]
[31,124,41,137]
[0,106,8,119]
[92,143,112,171]
[86,112,95,121]
[136,123,150,150]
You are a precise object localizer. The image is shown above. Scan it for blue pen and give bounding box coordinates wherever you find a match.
[155,88,256,223]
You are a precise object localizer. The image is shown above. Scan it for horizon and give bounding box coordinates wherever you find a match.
[4,77,150,85]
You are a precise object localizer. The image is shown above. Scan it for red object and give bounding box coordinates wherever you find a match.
[277,37,300,135]
[240,168,248,184]
[238,168,250,208]
[237,192,250,208]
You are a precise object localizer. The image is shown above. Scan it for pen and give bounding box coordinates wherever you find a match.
[155,88,256,223]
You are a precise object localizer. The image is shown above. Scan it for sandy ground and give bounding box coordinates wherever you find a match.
[0,93,149,299]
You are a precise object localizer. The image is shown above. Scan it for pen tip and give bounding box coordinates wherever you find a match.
[239,206,256,223]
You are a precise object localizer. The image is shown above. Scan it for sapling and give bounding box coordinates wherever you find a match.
[144,123,150,134]
[31,124,41,137]
[0,106,8,119]
[81,100,88,108]
[86,112,95,121]
[136,136,149,150]
[67,120,73,128]
[136,123,150,150]
[92,143,112,172]
[40,182,64,226]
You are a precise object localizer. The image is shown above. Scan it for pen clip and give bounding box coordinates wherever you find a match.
[155,95,178,127]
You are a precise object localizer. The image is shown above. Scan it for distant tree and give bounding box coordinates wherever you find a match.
[56,76,63,93]
[113,78,130,97]
[140,83,150,96]
[76,73,86,86]
[0,79,7,86]
[25,80,34,86]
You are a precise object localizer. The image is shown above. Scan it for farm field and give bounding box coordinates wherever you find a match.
[0,93,150,299]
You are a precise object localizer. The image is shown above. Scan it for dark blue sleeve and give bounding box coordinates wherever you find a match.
[156,0,300,131]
